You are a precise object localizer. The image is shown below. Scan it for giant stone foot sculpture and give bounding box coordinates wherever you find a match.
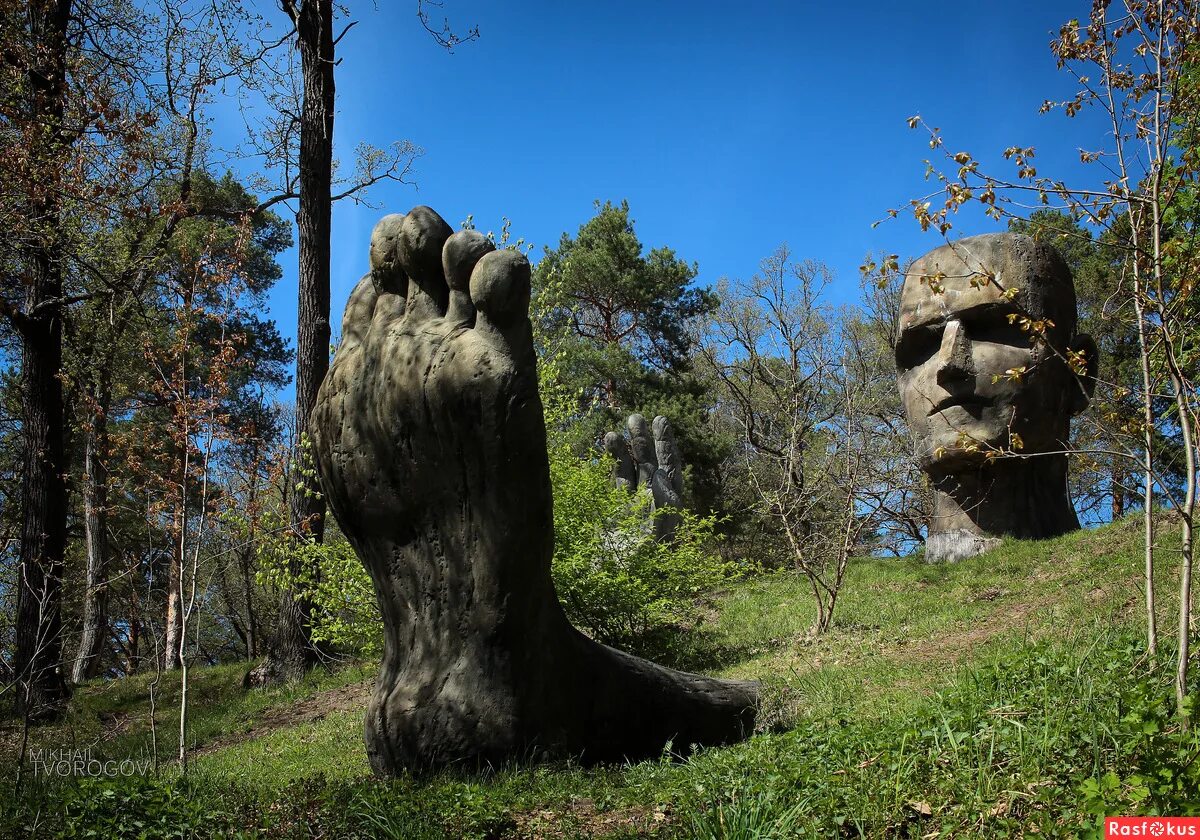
[310,207,757,774]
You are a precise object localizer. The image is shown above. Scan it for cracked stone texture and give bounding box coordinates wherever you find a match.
[896,233,1098,563]
[310,207,757,774]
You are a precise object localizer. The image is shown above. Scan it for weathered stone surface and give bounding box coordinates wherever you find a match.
[924,530,1003,564]
[310,207,757,774]
[895,233,1098,563]
[607,413,685,541]
[603,431,636,491]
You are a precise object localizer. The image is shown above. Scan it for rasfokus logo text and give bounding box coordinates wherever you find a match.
[1106,818,1200,837]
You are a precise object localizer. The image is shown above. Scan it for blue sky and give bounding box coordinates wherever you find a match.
[254,1,1108,397]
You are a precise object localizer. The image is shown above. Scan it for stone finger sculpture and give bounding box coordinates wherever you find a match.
[607,413,686,541]
[310,207,757,775]
[649,415,684,541]
[627,413,658,489]
[603,431,636,491]
[653,415,685,499]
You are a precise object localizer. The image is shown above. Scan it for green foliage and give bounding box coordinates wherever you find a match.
[10,517,1199,839]
[1077,668,1200,818]
[256,527,381,659]
[342,785,446,840]
[51,777,217,839]
[459,213,534,256]
[532,199,727,514]
[682,632,1198,837]
[684,787,806,839]
[252,436,381,658]
[542,362,735,653]
[549,438,730,649]
[14,634,1196,838]
[532,199,713,378]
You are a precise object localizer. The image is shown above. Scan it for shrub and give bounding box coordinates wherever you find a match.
[257,525,382,659]
[547,427,735,652]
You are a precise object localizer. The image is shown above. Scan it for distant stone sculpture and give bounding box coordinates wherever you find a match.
[604,414,685,541]
[309,206,757,775]
[895,233,1098,563]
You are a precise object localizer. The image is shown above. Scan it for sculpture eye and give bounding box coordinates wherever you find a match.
[895,325,941,372]
[963,310,1031,348]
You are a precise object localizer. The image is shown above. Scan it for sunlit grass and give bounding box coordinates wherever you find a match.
[4,514,1196,838]
[194,708,370,785]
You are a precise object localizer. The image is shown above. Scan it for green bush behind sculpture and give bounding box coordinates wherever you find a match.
[255,516,382,660]
[542,363,736,654]
[547,436,731,650]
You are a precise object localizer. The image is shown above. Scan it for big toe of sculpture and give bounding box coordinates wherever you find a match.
[310,206,757,775]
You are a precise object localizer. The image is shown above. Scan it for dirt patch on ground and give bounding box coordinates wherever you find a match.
[510,798,672,839]
[893,593,1045,667]
[890,566,1143,670]
[193,678,373,757]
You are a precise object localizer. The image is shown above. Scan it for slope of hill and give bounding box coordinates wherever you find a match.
[3,514,1198,838]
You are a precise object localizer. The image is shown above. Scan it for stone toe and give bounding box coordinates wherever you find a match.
[469,249,532,328]
[370,214,408,296]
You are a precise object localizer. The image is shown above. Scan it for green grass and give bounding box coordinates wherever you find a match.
[3,515,1198,838]
[0,657,374,776]
[195,708,369,784]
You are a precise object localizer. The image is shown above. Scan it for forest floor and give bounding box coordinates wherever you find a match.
[3,513,1198,838]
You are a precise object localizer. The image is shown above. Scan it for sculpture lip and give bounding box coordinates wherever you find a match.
[928,393,987,416]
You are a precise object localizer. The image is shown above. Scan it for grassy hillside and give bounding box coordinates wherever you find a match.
[3,515,1198,838]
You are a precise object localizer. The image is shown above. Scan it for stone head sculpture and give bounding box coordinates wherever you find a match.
[895,232,1098,562]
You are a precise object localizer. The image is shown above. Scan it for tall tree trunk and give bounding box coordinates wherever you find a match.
[1111,462,1125,521]
[1167,360,1196,723]
[72,400,111,683]
[163,476,185,671]
[251,0,333,685]
[240,544,258,660]
[14,286,71,715]
[280,0,333,671]
[164,524,183,670]
[13,0,73,721]
[1135,288,1158,658]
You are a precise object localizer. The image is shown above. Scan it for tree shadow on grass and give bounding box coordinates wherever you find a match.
[619,624,761,675]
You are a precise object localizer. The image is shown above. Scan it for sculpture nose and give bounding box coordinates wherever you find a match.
[936,319,974,385]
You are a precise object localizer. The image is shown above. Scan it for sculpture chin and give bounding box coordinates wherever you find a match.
[913,406,1015,473]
